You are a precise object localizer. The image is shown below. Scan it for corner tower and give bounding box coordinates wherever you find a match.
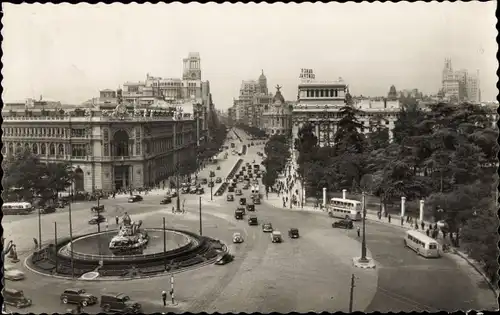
[183,52,202,80]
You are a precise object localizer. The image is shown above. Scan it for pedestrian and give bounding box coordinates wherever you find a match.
[442,230,447,239]
[426,229,430,237]
[414,222,418,230]
[388,214,391,223]
[112,192,116,199]
[377,211,381,220]
[115,216,119,225]
[356,226,360,237]
[33,238,38,250]
[421,221,425,230]
[400,216,404,226]
[162,290,167,306]
[172,206,175,214]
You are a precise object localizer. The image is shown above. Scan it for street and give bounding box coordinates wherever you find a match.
[3,129,493,313]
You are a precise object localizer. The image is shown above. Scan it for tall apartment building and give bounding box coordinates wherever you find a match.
[441,58,480,103]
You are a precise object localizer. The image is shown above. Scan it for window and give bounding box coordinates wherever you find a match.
[58,144,64,156]
[72,144,86,157]
[41,144,46,155]
[32,143,38,154]
[49,143,56,156]
[72,129,85,137]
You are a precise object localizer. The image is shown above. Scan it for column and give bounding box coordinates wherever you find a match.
[342,189,347,199]
[315,123,319,140]
[322,187,327,207]
[419,200,424,222]
[401,197,406,218]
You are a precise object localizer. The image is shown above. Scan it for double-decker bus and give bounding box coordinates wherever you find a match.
[327,198,362,221]
[2,202,34,215]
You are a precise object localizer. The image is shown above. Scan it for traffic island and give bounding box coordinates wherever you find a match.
[352,256,376,269]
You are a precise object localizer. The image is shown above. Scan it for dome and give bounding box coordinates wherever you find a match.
[272,85,285,104]
[259,69,267,81]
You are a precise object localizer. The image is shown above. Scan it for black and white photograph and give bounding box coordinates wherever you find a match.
[1,2,498,314]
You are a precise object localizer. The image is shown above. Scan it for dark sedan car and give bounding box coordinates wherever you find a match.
[88,214,106,225]
[215,177,222,184]
[60,288,98,306]
[128,195,143,203]
[215,253,234,265]
[288,228,300,238]
[332,219,354,229]
[160,196,172,204]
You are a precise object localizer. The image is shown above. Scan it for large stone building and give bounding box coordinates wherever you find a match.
[2,92,201,193]
[441,58,481,103]
[232,70,272,128]
[291,73,400,148]
[262,85,293,136]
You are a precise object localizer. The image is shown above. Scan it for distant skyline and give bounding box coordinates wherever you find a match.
[2,2,498,109]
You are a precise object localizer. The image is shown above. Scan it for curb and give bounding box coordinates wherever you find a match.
[352,257,376,269]
[453,249,499,295]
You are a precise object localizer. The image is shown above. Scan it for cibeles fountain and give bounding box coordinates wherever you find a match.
[27,213,228,280]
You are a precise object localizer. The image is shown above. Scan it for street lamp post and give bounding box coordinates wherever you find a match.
[209,170,215,201]
[199,196,203,236]
[37,207,42,250]
[176,162,181,212]
[359,192,368,263]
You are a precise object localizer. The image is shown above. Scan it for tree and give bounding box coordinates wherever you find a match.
[294,122,318,166]
[460,203,499,284]
[262,135,291,188]
[333,105,367,155]
[392,99,425,145]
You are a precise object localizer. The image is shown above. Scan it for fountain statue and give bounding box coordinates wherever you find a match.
[108,213,149,255]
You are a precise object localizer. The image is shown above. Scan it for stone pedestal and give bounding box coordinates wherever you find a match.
[352,257,376,269]
[419,199,424,222]
[342,189,347,199]
[322,187,327,207]
[401,196,406,218]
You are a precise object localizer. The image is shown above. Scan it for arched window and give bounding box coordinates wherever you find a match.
[32,143,38,154]
[41,143,47,155]
[113,130,130,157]
[58,143,64,156]
[49,143,56,156]
[8,143,13,153]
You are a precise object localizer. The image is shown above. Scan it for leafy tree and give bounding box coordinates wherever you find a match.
[392,99,425,145]
[261,135,291,189]
[460,203,499,284]
[333,105,367,155]
[294,122,318,166]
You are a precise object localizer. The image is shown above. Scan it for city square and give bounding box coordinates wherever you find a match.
[1,2,498,314]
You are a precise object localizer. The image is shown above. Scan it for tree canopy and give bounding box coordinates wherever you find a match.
[235,123,267,138]
[261,135,290,189]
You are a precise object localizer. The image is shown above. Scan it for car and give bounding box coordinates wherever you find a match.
[169,191,178,198]
[88,214,106,225]
[226,194,234,201]
[160,196,172,204]
[228,186,235,193]
[215,253,234,265]
[271,231,283,243]
[242,166,246,171]
[100,293,141,313]
[253,197,261,205]
[237,176,244,182]
[4,265,25,281]
[60,288,98,306]
[208,181,215,188]
[3,288,32,308]
[262,223,273,233]
[235,189,243,196]
[216,166,221,170]
[248,215,258,225]
[239,197,246,205]
[181,187,190,194]
[288,228,300,238]
[201,178,208,185]
[232,232,244,243]
[189,186,198,194]
[234,209,244,220]
[91,205,105,213]
[215,177,222,184]
[197,187,205,195]
[242,183,250,190]
[40,205,56,214]
[128,195,143,203]
[332,219,354,229]
[246,204,255,211]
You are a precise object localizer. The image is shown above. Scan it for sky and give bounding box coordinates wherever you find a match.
[2,2,498,109]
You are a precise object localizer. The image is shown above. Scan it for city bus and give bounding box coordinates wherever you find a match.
[2,202,34,215]
[327,198,362,221]
[404,230,440,258]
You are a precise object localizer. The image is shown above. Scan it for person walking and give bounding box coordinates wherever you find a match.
[162,290,167,307]
[115,216,119,225]
[421,221,425,230]
[426,229,430,237]
[356,226,360,237]
[388,214,391,223]
[400,216,404,226]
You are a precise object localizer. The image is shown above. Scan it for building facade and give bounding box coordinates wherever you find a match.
[262,85,293,136]
[2,98,198,193]
[441,58,481,103]
[291,75,400,148]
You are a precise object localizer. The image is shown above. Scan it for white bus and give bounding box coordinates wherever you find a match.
[404,230,440,258]
[2,202,34,215]
[327,198,362,221]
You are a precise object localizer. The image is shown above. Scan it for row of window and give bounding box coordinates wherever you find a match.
[4,142,89,157]
[304,89,341,98]
[2,127,87,138]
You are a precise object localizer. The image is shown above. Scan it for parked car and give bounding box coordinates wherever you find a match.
[88,214,106,225]
[201,178,208,185]
[332,219,354,229]
[232,232,244,243]
[100,293,141,313]
[215,177,222,184]
[189,187,198,194]
[91,205,105,213]
[271,231,283,243]
[4,265,25,281]
[40,205,56,214]
[226,194,234,202]
[215,253,234,265]
[160,196,172,204]
[248,215,258,225]
[60,288,98,306]
[128,195,143,203]
[288,228,300,239]
[3,288,32,308]
[239,197,246,205]
[197,187,205,195]
[262,223,273,233]
[208,182,215,188]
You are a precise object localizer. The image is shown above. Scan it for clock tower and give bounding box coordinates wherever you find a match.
[182,52,202,80]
